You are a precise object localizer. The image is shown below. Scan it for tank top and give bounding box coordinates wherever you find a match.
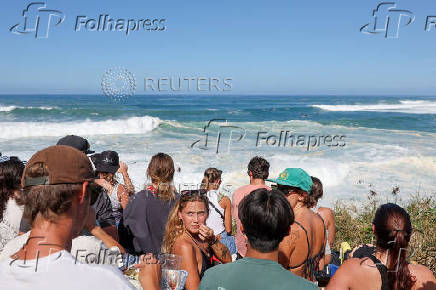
[206,190,225,235]
[107,183,122,224]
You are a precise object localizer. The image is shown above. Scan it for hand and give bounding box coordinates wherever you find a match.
[117,161,128,174]
[136,254,161,290]
[198,224,216,244]
[84,206,97,232]
[94,178,111,191]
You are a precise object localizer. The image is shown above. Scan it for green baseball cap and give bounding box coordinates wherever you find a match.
[266,168,312,193]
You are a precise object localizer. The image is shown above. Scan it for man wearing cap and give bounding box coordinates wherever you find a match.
[19,136,119,241]
[267,168,326,281]
[0,145,159,290]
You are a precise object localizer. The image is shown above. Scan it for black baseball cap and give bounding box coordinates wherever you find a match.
[56,135,95,154]
[92,151,120,174]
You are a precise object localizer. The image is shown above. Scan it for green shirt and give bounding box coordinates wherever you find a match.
[199,257,318,290]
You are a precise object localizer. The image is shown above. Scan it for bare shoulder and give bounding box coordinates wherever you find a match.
[173,236,195,255]
[318,207,334,219]
[409,264,436,283]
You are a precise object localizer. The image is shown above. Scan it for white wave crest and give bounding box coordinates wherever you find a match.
[0,105,58,112]
[0,116,160,139]
[313,100,436,114]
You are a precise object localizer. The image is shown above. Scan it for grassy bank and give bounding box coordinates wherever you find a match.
[334,192,435,274]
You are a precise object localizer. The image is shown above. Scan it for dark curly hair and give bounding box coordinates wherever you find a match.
[247,156,269,180]
[0,157,25,221]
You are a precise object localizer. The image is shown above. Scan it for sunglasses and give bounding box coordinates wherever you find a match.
[180,189,207,196]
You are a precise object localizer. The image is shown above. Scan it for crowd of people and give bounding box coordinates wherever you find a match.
[0,135,434,290]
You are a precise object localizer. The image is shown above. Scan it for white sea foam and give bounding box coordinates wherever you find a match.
[0,116,160,139]
[0,105,58,112]
[0,106,17,112]
[313,100,436,114]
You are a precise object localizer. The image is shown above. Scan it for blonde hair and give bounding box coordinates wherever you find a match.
[146,153,176,201]
[200,168,222,191]
[161,192,209,253]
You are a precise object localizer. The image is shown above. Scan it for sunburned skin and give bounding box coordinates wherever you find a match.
[172,201,231,290]
[278,193,326,280]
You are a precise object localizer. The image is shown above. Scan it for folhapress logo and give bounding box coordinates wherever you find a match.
[360,2,414,38]
[10,2,65,39]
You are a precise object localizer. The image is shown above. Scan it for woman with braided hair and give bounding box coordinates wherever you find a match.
[327,203,435,290]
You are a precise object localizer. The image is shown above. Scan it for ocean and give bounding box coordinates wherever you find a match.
[1,94,435,206]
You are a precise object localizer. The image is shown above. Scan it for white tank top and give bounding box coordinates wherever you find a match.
[206,190,225,235]
[107,183,122,223]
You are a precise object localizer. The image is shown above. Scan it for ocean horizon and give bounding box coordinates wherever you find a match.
[1,94,435,206]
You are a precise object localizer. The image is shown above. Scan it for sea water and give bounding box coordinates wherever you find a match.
[0,95,435,206]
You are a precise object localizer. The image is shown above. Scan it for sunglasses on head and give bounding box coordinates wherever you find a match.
[181,189,207,196]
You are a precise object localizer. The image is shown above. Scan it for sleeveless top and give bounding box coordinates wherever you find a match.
[199,248,214,279]
[367,255,389,290]
[206,190,225,235]
[289,213,327,280]
[107,183,122,224]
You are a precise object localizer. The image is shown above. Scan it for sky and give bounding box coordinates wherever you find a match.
[0,0,435,95]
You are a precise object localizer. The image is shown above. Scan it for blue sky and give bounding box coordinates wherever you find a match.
[0,0,435,95]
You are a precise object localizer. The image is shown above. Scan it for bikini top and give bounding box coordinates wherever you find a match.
[289,213,327,280]
[367,255,389,290]
[199,248,214,279]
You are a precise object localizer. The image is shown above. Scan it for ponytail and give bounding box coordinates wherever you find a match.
[200,168,222,191]
[387,230,414,290]
[373,203,415,290]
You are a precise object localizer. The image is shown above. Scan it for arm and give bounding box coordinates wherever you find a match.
[326,259,356,290]
[210,239,232,263]
[174,241,201,290]
[219,196,232,235]
[278,225,298,268]
[90,226,126,254]
[118,162,135,195]
[199,224,231,263]
[320,207,336,246]
[138,254,161,290]
[117,185,130,209]
[84,206,125,253]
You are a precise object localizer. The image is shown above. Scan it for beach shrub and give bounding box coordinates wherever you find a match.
[334,191,435,275]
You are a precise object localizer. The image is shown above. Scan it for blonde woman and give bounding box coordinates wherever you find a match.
[162,191,231,290]
[200,168,236,255]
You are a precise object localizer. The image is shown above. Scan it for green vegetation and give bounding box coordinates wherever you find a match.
[334,191,435,274]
